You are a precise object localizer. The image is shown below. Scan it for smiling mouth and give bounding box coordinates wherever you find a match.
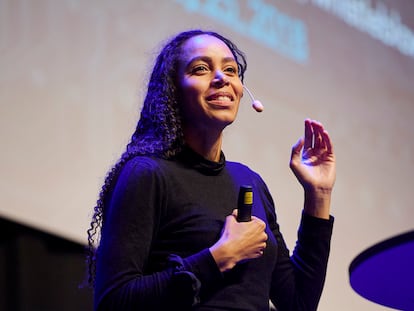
[206,93,234,104]
[210,96,232,102]
[206,98,233,109]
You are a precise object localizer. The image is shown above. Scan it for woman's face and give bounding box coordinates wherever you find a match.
[177,34,243,133]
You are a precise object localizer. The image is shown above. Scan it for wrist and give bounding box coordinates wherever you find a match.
[303,188,332,219]
[209,243,237,273]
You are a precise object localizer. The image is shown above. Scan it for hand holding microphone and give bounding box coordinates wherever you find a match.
[210,185,267,272]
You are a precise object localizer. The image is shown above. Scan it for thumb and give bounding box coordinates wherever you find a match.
[290,137,304,163]
[231,209,238,217]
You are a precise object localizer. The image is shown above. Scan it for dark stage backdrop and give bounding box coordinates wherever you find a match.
[1,1,413,310]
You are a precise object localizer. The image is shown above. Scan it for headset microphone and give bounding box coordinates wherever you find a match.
[243,85,264,112]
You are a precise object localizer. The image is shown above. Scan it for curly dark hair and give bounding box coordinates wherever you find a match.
[85,29,247,287]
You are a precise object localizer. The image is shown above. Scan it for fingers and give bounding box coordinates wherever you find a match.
[313,121,334,154]
[292,119,325,151]
[301,119,333,152]
[304,118,313,150]
[251,237,267,257]
[322,129,334,154]
[250,216,268,256]
[293,119,322,157]
[257,239,267,254]
[226,213,268,255]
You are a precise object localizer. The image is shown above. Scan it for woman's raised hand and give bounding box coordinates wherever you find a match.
[289,119,336,219]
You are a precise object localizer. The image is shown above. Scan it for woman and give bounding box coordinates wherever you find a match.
[87,29,336,311]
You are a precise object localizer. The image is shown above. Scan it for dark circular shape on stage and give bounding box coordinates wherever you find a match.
[349,230,414,310]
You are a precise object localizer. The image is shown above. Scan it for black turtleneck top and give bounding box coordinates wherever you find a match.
[94,148,334,311]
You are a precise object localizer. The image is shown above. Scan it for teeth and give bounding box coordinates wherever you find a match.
[216,96,231,101]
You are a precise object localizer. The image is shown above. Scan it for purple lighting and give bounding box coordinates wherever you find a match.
[349,230,414,310]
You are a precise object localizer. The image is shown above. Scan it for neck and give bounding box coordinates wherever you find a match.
[183,126,223,162]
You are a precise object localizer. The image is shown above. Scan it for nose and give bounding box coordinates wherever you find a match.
[212,70,229,87]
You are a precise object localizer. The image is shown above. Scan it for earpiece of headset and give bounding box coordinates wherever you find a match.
[243,85,264,112]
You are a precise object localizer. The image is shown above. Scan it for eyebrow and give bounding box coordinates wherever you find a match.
[185,56,237,67]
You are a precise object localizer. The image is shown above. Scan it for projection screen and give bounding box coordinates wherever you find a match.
[1,0,413,310]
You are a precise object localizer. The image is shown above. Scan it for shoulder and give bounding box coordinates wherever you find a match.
[124,155,163,171]
[226,160,262,182]
[121,155,162,176]
[225,160,270,194]
[109,156,172,203]
[115,156,169,187]
[119,155,186,184]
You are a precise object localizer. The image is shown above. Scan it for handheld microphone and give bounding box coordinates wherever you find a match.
[237,185,253,222]
[243,85,264,112]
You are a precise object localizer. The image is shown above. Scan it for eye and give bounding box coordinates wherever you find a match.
[191,64,209,74]
[224,66,238,75]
